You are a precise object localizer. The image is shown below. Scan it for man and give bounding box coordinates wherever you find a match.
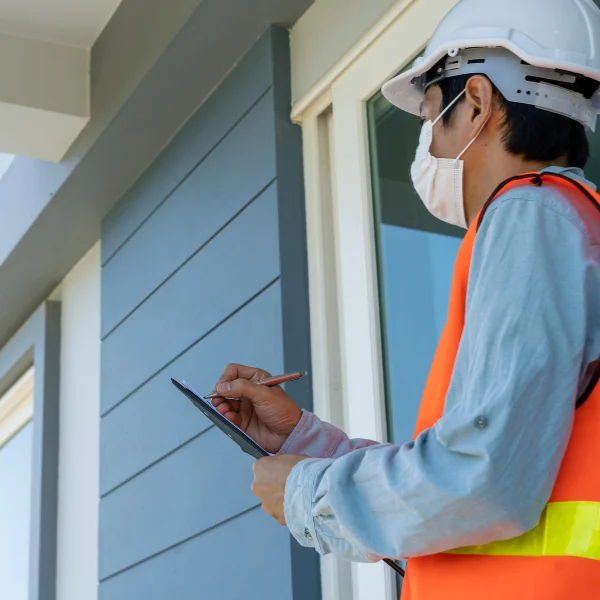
[211,0,600,597]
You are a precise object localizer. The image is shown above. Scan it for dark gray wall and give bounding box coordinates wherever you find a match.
[99,27,320,600]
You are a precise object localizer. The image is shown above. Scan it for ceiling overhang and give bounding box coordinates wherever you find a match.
[0,0,314,348]
[0,0,123,161]
[0,33,88,161]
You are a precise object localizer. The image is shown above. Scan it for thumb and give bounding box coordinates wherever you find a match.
[216,378,271,404]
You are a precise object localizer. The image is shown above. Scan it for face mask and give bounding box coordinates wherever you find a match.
[410,89,488,229]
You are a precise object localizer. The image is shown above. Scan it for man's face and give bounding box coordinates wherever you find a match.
[417,76,502,225]
[420,85,475,160]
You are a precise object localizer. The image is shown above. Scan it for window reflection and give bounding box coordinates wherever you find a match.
[0,422,32,600]
[367,91,464,444]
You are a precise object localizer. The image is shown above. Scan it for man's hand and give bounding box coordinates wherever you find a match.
[251,454,310,525]
[211,364,303,454]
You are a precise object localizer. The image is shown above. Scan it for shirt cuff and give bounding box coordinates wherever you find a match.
[279,409,344,458]
[284,456,334,554]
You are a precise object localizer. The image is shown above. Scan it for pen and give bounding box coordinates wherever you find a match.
[204,372,304,399]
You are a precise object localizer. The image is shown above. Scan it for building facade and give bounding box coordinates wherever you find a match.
[2,1,600,600]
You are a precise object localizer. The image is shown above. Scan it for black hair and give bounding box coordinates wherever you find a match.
[435,74,591,169]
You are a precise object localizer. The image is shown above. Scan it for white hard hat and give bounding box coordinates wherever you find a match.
[382,0,600,130]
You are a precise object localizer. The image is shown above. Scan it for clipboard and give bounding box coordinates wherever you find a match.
[171,378,271,459]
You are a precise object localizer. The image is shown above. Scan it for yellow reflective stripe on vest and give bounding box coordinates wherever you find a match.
[448,502,600,560]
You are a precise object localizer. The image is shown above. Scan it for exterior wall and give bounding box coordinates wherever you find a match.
[55,243,101,600]
[98,27,319,600]
[290,0,399,103]
[0,0,314,356]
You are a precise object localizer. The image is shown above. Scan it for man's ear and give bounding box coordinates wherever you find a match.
[465,75,494,133]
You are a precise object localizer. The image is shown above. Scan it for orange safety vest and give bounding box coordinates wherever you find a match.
[401,172,600,600]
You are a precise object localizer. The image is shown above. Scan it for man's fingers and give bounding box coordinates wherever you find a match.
[216,363,271,386]
[224,411,242,427]
[215,400,241,415]
[216,378,271,402]
[214,401,243,427]
[216,363,241,385]
[215,402,230,415]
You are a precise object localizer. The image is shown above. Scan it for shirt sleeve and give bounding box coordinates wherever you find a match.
[283,193,594,561]
[278,409,380,458]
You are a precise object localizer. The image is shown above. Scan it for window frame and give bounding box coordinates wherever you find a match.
[0,366,33,448]
[292,1,459,598]
[0,302,61,600]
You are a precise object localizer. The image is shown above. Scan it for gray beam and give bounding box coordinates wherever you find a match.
[0,0,313,348]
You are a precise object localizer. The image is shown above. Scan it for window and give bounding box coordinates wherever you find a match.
[367,90,463,445]
[0,368,34,600]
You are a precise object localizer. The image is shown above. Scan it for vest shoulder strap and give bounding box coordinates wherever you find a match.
[477,171,600,231]
[477,171,600,409]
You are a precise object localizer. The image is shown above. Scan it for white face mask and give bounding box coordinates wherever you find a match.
[410,89,488,229]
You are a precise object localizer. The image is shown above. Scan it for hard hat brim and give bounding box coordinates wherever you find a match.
[382,38,600,116]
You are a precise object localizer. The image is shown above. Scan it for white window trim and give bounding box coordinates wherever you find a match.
[0,366,34,448]
[294,1,459,599]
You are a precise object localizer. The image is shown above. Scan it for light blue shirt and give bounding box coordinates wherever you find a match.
[280,167,600,562]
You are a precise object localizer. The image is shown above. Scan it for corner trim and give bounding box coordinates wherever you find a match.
[269,26,322,600]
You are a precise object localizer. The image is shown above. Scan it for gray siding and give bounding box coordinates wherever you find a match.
[99,27,320,600]
[99,508,292,600]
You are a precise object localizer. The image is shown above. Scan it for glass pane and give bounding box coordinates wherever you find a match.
[585,0,600,181]
[586,127,600,182]
[367,91,465,447]
[0,422,33,600]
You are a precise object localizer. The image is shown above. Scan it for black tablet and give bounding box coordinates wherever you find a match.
[171,378,270,459]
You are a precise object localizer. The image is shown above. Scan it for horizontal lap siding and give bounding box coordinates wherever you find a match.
[99,283,284,495]
[101,185,280,415]
[99,508,292,600]
[101,92,277,338]
[100,31,275,266]
[100,426,259,578]
[99,27,316,600]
